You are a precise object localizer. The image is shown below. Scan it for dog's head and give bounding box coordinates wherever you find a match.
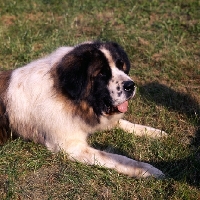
[56,41,135,116]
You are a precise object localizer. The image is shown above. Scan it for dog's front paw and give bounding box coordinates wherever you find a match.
[139,163,165,179]
[143,128,168,138]
[118,119,168,138]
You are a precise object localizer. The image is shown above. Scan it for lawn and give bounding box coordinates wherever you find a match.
[0,0,200,199]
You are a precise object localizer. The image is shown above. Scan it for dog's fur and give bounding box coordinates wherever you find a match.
[0,41,166,178]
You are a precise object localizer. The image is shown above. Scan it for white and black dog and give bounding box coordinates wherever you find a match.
[0,41,166,178]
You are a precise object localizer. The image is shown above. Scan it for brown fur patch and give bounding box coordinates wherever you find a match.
[75,100,99,126]
[0,70,12,144]
[50,63,99,127]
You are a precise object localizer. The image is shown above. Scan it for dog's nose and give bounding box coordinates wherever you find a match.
[123,81,135,93]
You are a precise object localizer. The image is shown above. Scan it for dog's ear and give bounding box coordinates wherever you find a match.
[56,47,94,100]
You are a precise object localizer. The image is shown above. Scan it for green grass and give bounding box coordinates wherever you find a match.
[0,0,200,199]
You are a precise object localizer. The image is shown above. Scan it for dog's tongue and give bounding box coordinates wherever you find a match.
[117,101,128,113]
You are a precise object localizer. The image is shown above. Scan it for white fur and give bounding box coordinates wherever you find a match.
[4,44,166,178]
[6,47,74,151]
[108,67,134,106]
[100,47,116,68]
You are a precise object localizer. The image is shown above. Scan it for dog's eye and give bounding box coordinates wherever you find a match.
[116,59,124,70]
[98,69,107,78]
[98,72,106,78]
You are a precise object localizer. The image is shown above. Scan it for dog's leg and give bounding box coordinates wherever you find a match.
[118,119,167,138]
[65,141,164,178]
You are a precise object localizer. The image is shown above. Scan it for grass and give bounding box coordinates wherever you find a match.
[0,0,200,199]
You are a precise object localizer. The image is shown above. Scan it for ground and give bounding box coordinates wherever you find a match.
[0,0,199,199]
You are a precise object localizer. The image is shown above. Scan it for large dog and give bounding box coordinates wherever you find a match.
[0,41,166,178]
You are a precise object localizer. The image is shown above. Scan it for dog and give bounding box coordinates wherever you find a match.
[0,41,166,178]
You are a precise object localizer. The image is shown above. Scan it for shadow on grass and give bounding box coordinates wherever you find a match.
[140,82,200,187]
